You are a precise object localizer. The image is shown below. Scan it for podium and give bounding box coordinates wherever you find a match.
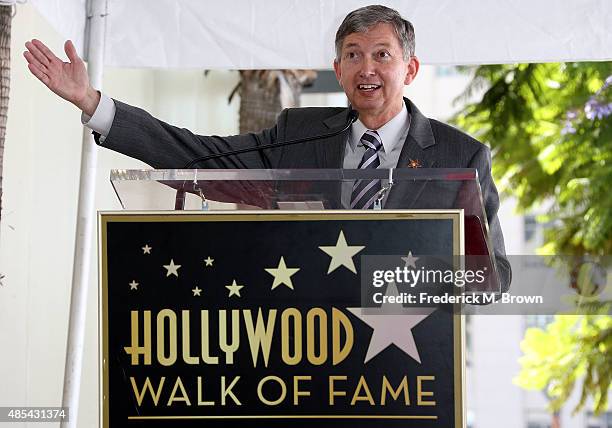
[99,168,502,428]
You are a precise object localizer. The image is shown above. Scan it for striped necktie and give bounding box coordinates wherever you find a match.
[350,130,383,209]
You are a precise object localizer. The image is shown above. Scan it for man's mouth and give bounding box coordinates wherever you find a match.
[357,84,381,92]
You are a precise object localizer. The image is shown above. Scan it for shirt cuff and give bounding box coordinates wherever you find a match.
[80,92,116,144]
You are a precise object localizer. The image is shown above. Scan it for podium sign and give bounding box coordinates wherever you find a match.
[100,210,465,427]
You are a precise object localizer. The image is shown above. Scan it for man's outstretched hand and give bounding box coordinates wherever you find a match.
[24,39,100,116]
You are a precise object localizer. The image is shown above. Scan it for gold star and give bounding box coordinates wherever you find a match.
[225,280,244,298]
[204,256,214,267]
[142,244,152,254]
[319,230,365,274]
[129,280,139,290]
[192,286,202,296]
[407,158,422,168]
[265,256,300,290]
[163,259,181,277]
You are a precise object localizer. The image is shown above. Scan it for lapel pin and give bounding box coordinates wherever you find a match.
[407,158,422,168]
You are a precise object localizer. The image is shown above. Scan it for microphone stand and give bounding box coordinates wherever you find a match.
[174,110,359,210]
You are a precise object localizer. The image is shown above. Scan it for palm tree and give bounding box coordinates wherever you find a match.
[230,70,317,133]
[0,5,11,222]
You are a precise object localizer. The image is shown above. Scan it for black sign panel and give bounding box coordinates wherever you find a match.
[100,211,464,427]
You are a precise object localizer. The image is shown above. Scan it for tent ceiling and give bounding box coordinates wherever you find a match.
[31,0,612,68]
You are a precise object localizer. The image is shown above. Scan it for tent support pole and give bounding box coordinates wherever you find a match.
[61,0,107,427]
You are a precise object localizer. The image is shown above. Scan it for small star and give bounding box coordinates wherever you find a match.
[163,259,181,277]
[225,280,244,298]
[265,256,300,290]
[407,158,422,168]
[204,256,214,267]
[129,280,139,290]
[142,244,152,254]
[192,286,202,297]
[401,251,419,269]
[319,230,365,274]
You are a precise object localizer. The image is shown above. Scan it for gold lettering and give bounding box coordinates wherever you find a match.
[350,376,375,405]
[200,310,219,364]
[417,376,436,406]
[130,376,164,406]
[197,377,215,406]
[181,310,198,365]
[157,309,177,366]
[381,375,409,405]
[243,308,277,367]
[328,375,347,405]
[124,310,152,365]
[281,308,302,365]
[332,308,353,365]
[293,375,311,405]
[167,376,191,406]
[306,308,327,365]
[258,376,287,406]
[219,310,240,364]
[221,376,241,405]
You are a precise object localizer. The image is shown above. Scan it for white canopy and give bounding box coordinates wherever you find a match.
[31,0,612,68]
[24,2,611,428]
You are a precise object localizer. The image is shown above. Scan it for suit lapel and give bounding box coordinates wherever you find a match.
[309,109,351,208]
[318,109,351,168]
[386,98,438,209]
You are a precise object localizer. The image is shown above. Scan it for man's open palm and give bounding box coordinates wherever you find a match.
[24,39,95,113]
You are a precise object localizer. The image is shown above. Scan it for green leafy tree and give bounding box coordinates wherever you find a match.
[454,62,612,414]
[515,315,611,414]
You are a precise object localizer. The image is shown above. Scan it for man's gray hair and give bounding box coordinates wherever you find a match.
[335,5,415,61]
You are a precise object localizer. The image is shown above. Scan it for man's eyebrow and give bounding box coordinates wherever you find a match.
[343,42,360,50]
[344,42,392,49]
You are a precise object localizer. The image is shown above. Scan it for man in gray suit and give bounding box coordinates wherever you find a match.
[24,5,510,290]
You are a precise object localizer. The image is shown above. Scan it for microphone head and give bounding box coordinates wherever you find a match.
[348,109,359,123]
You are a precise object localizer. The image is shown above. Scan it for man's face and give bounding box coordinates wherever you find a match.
[333,23,419,127]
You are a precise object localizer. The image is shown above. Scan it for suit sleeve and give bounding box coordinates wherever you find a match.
[468,145,512,292]
[96,99,286,169]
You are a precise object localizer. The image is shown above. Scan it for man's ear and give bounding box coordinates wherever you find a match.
[333,59,343,87]
[404,56,420,86]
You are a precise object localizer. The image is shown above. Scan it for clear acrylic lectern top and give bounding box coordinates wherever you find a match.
[111,167,492,257]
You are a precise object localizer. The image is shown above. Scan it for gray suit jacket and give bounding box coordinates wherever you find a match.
[99,97,511,291]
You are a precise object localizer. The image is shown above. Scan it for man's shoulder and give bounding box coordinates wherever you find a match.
[282,106,347,122]
[427,117,490,159]
[428,118,484,148]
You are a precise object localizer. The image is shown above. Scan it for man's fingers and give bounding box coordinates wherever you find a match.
[23,50,48,73]
[64,40,81,63]
[27,62,50,86]
[25,41,51,67]
[31,39,60,63]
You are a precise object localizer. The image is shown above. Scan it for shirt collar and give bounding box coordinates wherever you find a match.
[348,104,410,153]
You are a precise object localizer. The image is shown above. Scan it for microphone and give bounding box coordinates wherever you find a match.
[181,109,359,169]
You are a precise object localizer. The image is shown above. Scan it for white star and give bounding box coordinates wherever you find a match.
[401,251,419,269]
[204,256,214,267]
[225,280,244,298]
[142,244,152,254]
[163,259,181,277]
[265,256,300,290]
[129,280,139,290]
[319,230,365,274]
[192,286,202,297]
[348,282,435,364]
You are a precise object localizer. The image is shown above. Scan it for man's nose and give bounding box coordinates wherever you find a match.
[359,57,377,77]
